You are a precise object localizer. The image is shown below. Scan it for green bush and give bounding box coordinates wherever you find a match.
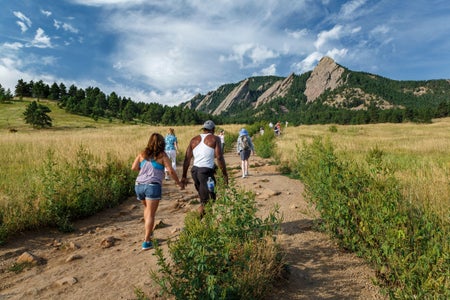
[293,137,449,298]
[253,126,276,158]
[150,181,285,299]
[0,145,134,243]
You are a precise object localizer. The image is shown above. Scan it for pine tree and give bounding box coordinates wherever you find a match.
[23,101,53,128]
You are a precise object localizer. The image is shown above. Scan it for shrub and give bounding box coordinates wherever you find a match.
[253,127,276,158]
[293,137,449,298]
[150,181,285,299]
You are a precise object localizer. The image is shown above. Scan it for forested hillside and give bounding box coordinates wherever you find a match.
[1,57,450,126]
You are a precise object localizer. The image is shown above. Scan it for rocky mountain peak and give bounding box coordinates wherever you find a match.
[254,73,295,108]
[304,56,345,102]
[212,79,251,115]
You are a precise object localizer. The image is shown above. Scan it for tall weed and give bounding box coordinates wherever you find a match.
[150,181,284,299]
[0,145,134,243]
[293,137,449,298]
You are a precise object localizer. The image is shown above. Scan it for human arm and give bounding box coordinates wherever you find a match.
[249,137,256,155]
[236,137,241,154]
[131,153,143,171]
[181,138,196,185]
[214,136,229,185]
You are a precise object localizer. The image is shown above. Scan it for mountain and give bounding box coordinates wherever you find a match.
[181,57,450,124]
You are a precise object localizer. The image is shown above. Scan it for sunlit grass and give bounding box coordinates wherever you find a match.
[0,121,242,206]
[276,118,450,219]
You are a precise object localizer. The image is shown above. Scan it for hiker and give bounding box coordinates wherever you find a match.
[132,133,184,250]
[164,128,178,180]
[236,128,255,178]
[218,129,225,153]
[274,121,282,136]
[181,120,228,217]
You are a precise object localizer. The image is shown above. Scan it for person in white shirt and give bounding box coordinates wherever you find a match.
[181,120,228,217]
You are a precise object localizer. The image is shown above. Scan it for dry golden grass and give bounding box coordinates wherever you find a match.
[276,118,450,218]
[0,123,243,205]
[2,119,448,218]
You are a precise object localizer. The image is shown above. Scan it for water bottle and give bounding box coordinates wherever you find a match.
[207,177,215,192]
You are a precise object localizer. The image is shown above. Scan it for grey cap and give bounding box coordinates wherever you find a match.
[202,120,215,130]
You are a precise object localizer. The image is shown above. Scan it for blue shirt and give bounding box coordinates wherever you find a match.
[165,134,177,151]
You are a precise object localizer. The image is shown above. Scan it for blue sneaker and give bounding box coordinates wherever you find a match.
[142,241,153,250]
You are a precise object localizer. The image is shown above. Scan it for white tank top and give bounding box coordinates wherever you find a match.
[193,133,215,169]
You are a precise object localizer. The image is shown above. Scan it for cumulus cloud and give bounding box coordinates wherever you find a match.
[257,64,277,76]
[30,28,52,48]
[314,25,343,49]
[292,52,324,73]
[326,48,348,59]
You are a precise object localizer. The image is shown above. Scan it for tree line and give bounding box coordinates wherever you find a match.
[12,79,214,126]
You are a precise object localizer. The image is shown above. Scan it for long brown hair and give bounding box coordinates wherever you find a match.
[142,133,165,160]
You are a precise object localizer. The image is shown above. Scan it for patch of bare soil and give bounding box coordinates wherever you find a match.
[0,152,387,300]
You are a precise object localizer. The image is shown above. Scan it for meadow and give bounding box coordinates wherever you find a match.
[275,118,450,219]
[1,100,449,298]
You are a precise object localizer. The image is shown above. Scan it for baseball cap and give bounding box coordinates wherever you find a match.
[202,120,215,130]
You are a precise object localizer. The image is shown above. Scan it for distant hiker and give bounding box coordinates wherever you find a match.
[181,120,228,218]
[218,129,225,153]
[269,122,273,129]
[164,128,178,180]
[236,128,255,178]
[260,127,265,136]
[274,121,282,136]
[132,133,184,250]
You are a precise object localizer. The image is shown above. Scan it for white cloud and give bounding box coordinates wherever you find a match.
[314,25,343,49]
[257,64,277,76]
[339,0,367,19]
[68,0,147,7]
[3,42,24,50]
[41,9,52,17]
[287,29,308,39]
[325,48,348,60]
[292,52,324,73]
[16,21,29,33]
[13,11,32,32]
[53,20,79,33]
[30,28,52,48]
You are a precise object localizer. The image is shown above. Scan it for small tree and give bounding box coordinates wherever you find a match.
[23,101,52,128]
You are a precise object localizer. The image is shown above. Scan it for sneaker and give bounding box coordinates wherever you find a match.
[165,176,170,181]
[142,241,153,250]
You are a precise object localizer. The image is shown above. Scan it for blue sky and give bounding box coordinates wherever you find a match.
[1,0,450,106]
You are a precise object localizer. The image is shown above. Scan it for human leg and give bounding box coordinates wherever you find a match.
[240,150,251,177]
[243,159,249,176]
[191,166,215,217]
[143,199,160,242]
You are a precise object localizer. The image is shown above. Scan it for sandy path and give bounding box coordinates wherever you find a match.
[0,152,386,299]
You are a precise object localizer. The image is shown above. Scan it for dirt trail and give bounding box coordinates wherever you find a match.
[0,152,386,300]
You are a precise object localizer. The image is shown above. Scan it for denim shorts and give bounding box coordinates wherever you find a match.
[240,149,251,160]
[135,183,162,201]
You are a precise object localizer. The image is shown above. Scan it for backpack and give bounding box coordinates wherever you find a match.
[240,135,250,150]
